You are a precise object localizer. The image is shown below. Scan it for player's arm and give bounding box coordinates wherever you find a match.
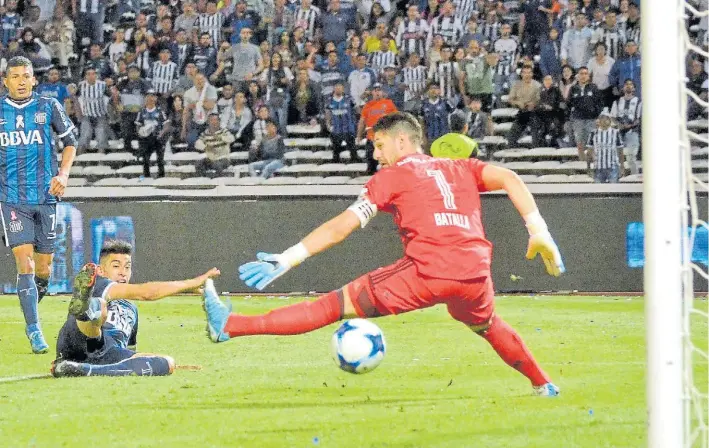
[49,98,79,197]
[105,268,220,302]
[480,164,565,276]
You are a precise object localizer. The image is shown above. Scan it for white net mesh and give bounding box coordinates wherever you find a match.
[681,1,709,446]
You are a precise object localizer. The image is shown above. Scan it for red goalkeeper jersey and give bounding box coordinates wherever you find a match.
[360,153,493,280]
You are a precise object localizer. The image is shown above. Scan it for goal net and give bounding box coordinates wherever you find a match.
[645,1,709,447]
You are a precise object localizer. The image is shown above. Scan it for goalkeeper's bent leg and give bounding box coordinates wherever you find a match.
[224,290,344,337]
[476,315,551,387]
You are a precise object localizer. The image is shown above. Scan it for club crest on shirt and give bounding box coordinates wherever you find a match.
[34,112,46,125]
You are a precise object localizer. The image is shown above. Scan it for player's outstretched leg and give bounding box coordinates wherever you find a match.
[51,356,175,378]
[476,315,559,396]
[202,279,343,342]
[68,263,98,317]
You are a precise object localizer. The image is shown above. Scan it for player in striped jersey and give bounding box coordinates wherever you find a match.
[401,53,428,113]
[428,46,460,107]
[427,1,464,48]
[198,1,226,48]
[150,48,179,98]
[586,110,624,183]
[396,5,430,59]
[0,56,78,354]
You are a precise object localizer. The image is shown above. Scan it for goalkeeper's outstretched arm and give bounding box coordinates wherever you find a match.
[480,164,565,276]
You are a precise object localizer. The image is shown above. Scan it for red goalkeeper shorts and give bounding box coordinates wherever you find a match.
[344,257,495,326]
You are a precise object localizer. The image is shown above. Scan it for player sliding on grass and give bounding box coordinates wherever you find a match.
[51,240,220,377]
[203,112,564,396]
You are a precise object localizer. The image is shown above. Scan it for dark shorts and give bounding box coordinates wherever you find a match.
[344,257,495,326]
[86,333,136,365]
[56,316,136,365]
[0,203,57,253]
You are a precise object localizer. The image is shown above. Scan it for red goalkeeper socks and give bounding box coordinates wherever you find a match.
[478,315,551,386]
[224,291,343,337]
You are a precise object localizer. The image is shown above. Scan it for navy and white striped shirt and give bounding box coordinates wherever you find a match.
[326,95,356,135]
[0,94,75,204]
[78,0,101,13]
[421,99,451,141]
[453,0,477,24]
[150,61,179,94]
[587,127,624,169]
[369,51,397,74]
[78,80,108,118]
[428,15,464,46]
[294,6,320,39]
[481,21,502,45]
[0,13,22,47]
[135,106,169,137]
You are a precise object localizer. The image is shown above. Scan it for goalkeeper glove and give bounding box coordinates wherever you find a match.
[238,243,310,290]
[524,211,565,277]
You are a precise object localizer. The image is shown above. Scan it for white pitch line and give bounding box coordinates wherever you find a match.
[0,373,52,383]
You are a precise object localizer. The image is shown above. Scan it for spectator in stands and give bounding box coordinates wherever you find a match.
[464,96,494,157]
[199,1,226,49]
[535,75,564,147]
[325,81,360,163]
[591,11,626,60]
[72,0,105,45]
[610,79,641,174]
[357,83,398,174]
[261,51,293,136]
[687,58,708,120]
[539,27,563,79]
[248,119,286,178]
[506,65,541,146]
[1,1,23,49]
[348,53,376,108]
[396,4,429,59]
[460,40,498,112]
[492,23,519,103]
[175,62,198,95]
[624,2,641,44]
[222,90,254,148]
[77,67,110,155]
[44,6,75,76]
[319,0,356,46]
[608,39,641,98]
[86,43,114,80]
[195,113,235,177]
[568,66,602,164]
[559,64,576,100]
[290,67,320,124]
[117,65,152,152]
[135,90,170,178]
[230,27,263,91]
[518,0,552,56]
[193,32,218,78]
[37,67,70,106]
[251,104,271,149]
[427,1,464,49]
[182,71,219,149]
[381,65,405,109]
[169,94,186,147]
[459,16,484,50]
[401,52,427,113]
[319,50,346,103]
[554,0,579,35]
[151,48,180,103]
[294,0,320,40]
[561,12,592,69]
[246,79,267,112]
[587,109,624,183]
[589,41,619,108]
[421,82,452,149]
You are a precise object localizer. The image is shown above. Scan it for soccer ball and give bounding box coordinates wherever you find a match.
[330,319,386,374]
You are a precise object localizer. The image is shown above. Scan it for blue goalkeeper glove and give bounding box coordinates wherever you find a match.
[238,243,311,291]
[239,252,291,291]
[524,211,566,277]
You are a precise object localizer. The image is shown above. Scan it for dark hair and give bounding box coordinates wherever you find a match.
[449,110,468,133]
[99,240,133,260]
[6,56,33,76]
[371,112,423,146]
[577,65,589,72]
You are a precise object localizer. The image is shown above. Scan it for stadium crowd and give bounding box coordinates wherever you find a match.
[0,0,705,183]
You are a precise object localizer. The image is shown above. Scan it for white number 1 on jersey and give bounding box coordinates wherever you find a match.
[427,169,457,210]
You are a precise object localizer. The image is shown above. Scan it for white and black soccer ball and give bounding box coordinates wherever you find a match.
[330,319,386,374]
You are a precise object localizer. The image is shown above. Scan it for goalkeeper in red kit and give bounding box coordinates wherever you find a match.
[203,112,565,396]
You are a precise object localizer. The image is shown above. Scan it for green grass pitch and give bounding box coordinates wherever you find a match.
[0,294,706,448]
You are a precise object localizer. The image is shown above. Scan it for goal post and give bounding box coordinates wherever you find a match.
[643,0,686,447]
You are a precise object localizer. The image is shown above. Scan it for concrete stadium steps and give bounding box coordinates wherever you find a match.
[284,149,367,165]
[275,163,368,177]
[493,147,579,161]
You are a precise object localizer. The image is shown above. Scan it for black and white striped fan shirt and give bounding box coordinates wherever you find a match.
[78,80,108,118]
[610,95,642,130]
[587,127,624,170]
[150,61,179,94]
[294,6,320,39]
[428,15,464,46]
[401,65,428,102]
[396,18,430,58]
[429,60,459,100]
[493,37,518,76]
[481,21,502,45]
[198,12,225,47]
[593,26,626,60]
[78,0,101,13]
[369,51,398,74]
[453,0,477,24]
